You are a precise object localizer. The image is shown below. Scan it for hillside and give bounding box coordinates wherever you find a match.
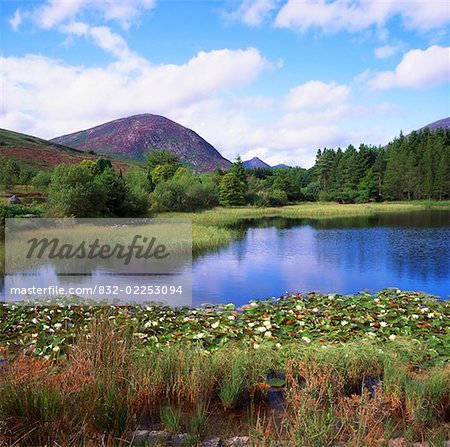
[0,129,135,171]
[417,117,450,132]
[243,157,270,168]
[52,114,232,173]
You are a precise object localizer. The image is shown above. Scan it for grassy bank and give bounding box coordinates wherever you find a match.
[161,201,450,253]
[0,290,449,446]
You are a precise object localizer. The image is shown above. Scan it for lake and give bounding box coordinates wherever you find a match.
[1,210,449,306]
[191,210,450,306]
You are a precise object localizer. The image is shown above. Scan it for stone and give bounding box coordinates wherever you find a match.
[172,433,190,446]
[224,437,250,447]
[147,430,171,445]
[202,436,223,447]
[388,439,408,447]
[131,430,150,446]
[8,195,20,204]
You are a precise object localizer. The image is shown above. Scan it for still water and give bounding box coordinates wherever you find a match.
[192,211,450,306]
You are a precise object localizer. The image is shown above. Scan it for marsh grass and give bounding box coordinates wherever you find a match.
[159,405,182,433]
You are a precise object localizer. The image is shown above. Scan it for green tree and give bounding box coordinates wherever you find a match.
[48,164,105,217]
[147,150,181,171]
[95,168,128,216]
[31,170,52,191]
[219,172,246,206]
[231,155,247,185]
[80,159,101,176]
[152,164,177,184]
[96,158,113,174]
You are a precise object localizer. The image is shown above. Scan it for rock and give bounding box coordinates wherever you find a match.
[132,430,171,446]
[23,214,38,218]
[8,195,20,204]
[202,436,223,447]
[388,439,408,447]
[224,437,250,447]
[172,433,189,446]
[131,430,150,446]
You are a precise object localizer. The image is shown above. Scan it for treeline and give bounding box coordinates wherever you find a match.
[314,128,450,202]
[0,127,449,218]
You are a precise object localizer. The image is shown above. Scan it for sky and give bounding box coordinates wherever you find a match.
[1,0,449,167]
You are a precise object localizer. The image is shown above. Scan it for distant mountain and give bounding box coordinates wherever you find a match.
[415,117,450,133]
[273,163,290,169]
[52,114,231,173]
[243,157,271,168]
[0,128,133,171]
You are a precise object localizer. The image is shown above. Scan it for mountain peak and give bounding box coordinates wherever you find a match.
[51,114,231,173]
[243,156,270,168]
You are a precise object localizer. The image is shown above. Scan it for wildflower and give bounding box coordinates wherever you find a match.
[295,304,302,310]
[421,307,429,313]
[194,332,205,339]
[298,321,305,326]
[374,298,380,302]
[253,343,260,349]
[263,320,272,328]
[250,302,257,307]
[275,343,282,349]
[411,314,419,319]
[52,346,60,353]
[257,326,267,333]
[248,322,255,328]
[31,333,38,338]
[228,315,235,321]
[427,313,435,318]
[380,321,388,328]
[328,294,335,300]
[31,318,38,324]
[302,336,311,343]
[341,320,349,326]
[312,307,319,313]
[367,332,376,337]
[211,321,220,329]
[264,331,272,338]
[54,323,62,329]
[389,334,396,340]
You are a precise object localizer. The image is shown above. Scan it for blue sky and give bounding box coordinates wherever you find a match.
[1,0,449,167]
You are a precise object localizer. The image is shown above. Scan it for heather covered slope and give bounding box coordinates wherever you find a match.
[52,114,232,172]
[0,128,135,171]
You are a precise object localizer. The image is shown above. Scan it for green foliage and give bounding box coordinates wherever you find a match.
[95,157,113,173]
[147,149,181,171]
[0,204,44,225]
[31,170,52,191]
[151,163,177,184]
[79,159,101,176]
[94,168,128,216]
[48,164,105,217]
[124,167,151,215]
[231,155,247,185]
[219,172,246,206]
[159,405,182,432]
[150,175,218,212]
[0,159,21,190]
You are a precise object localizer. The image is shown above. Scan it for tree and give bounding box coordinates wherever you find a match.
[95,168,128,216]
[80,159,101,176]
[0,159,20,190]
[151,164,177,184]
[124,168,152,215]
[231,155,247,185]
[31,170,52,191]
[219,172,246,206]
[96,158,113,173]
[48,164,105,217]
[147,150,181,171]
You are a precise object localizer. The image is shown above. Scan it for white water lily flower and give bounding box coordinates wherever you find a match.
[52,346,60,352]
[427,313,435,318]
[228,315,235,320]
[248,322,255,328]
[374,298,380,302]
[302,336,311,343]
[264,331,272,338]
[54,323,62,329]
[250,302,257,307]
[411,314,419,319]
[31,318,38,324]
[211,321,220,329]
[341,320,349,326]
[328,294,335,300]
[367,332,376,337]
[194,332,205,339]
[295,305,303,310]
[421,307,428,313]
[389,334,396,340]
[312,308,319,313]
[380,322,388,328]
[31,333,38,338]
[257,326,267,333]
[298,321,305,326]
[275,343,282,349]
[253,343,260,349]
[263,320,272,328]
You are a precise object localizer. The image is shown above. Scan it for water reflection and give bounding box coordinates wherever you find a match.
[192,211,450,306]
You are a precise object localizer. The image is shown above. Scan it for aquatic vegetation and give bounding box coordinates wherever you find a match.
[1,289,448,359]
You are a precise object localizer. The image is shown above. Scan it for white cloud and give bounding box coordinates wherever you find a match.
[231,0,279,26]
[9,9,23,30]
[374,44,400,59]
[284,81,349,111]
[29,0,156,30]
[0,48,270,138]
[274,0,450,34]
[370,45,450,89]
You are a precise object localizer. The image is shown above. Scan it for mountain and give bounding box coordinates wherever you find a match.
[0,128,133,171]
[243,157,271,168]
[416,117,450,133]
[52,114,231,173]
[273,163,290,169]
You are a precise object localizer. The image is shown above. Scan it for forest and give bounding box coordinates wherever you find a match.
[0,127,449,219]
